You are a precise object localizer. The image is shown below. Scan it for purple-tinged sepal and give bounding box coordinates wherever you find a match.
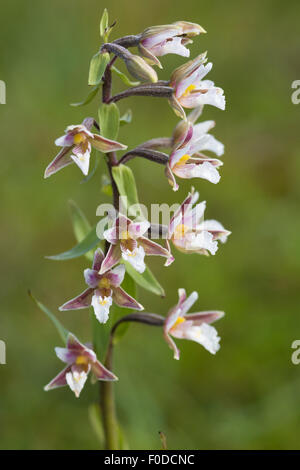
[139,22,206,68]
[168,189,231,255]
[164,289,224,359]
[45,123,127,178]
[44,333,117,397]
[59,249,143,323]
[102,215,171,274]
[169,53,225,117]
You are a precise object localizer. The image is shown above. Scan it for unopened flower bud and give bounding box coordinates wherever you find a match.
[124,54,158,83]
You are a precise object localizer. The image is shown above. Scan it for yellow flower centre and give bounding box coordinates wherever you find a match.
[182,84,196,98]
[121,230,131,240]
[75,355,88,366]
[173,154,190,169]
[174,224,189,239]
[73,132,86,145]
[98,277,111,289]
[171,317,185,331]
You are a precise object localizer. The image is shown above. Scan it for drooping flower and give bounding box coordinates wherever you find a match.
[139,22,206,68]
[44,120,127,178]
[164,289,224,359]
[167,189,230,257]
[59,248,143,323]
[101,215,173,274]
[44,333,117,397]
[166,119,225,191]
[169,53,225,119]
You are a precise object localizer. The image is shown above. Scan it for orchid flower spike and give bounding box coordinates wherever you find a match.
[59,248,143,324]
[44,333,117,397]
[139,21,206,68]
[164,289,224,360]
[44,120,127,178]
[166,118,225,191]
[169,53,226,119]
[101,215,173,274]
[167,188,231,257]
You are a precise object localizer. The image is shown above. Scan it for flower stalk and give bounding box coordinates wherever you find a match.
[41,8,230,451]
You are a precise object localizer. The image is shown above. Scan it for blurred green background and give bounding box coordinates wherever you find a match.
[1,0,300,450]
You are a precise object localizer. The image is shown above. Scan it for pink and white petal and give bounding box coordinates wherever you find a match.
[190,134,224,157]
[169,146,189,168]
[192,120,216,139]
[55,134,74,147]
[100,243,122,274]
[179,291,198,316]
[103,225,119,245]
[44,147,73,178]
[142,28,180,49]
[106,264,125,287]
[138,237,170,258]
[185,310,225,325]
[91,291,112,324]
[90,134,127,153]
[92,248,105,271]
[59,288,93,311]
[70,146,91,175]
[156,37,190,57]
[165,163,179,191]
[128,220,150,239]
[44,366,70,391]
[173,161,221,184]
[197,220,231,243]
[91,360,118,381]
[189,230,218,255]
[121,245,146,273]
[66,368,88,397]
[84,268,100,288]
[55,346,78,364]
[164,330,181,360]
[112,286,144,311]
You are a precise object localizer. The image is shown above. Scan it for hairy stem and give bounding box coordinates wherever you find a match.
[107,84,173,104]
[118,148,169,166]
[99,58,120,451]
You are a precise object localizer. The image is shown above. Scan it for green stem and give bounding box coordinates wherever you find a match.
[100,335,119,450]
[98,57,120,451]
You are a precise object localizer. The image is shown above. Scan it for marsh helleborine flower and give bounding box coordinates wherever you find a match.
[44,121,127,178]
[164,289,224,360]
[101,215,173,274]
[139,21,206,68]
[169,53,226,119]
[59,248,143,324]
[167,189,230,257]
[44,333,117,397]
[166,119,225,190]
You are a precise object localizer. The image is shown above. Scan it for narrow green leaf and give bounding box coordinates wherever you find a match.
[68,200,93,261]
[69,200,91,242]
[112,66,140,87]
[98,102,120,140]
[88,52,110,86]
[46,225,100,261]
[70,85,100,107]
[29,291,68,343]
[99,8,109,38]
[120,109,132,126]
[125,262,165,297]
[112,165,143,218]
[88,404,104,446]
